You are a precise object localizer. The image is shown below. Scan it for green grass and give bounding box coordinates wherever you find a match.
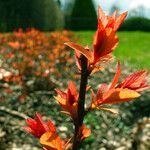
[75,31,150,70]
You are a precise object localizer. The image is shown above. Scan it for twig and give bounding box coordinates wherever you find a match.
[0,106,28,119]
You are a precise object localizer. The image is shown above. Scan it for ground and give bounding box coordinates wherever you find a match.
[0,30,150,150]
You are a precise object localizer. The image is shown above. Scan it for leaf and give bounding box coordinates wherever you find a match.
[65,42,93,62]
[102,88,140,104]
[54,96,66,105]
[111,10,118,19]
[114,11,128,32]
[90,89,96,107]
[119,70,148,89]
[55,89,66,99]
[40,131,63,150]
[98,6,108,28]
[90,66,104,75]
[79,125,91,141]
[93,28,119,63]
[110,60,121,89]
[96,84,108,100]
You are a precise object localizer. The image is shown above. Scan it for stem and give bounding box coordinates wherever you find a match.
[72,55,88,150]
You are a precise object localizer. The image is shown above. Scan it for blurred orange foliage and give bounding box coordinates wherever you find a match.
[0,28,76,98]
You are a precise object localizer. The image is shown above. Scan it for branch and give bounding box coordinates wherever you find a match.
[72,55,89,150]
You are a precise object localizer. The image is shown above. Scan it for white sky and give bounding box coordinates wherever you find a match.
[61,0,150,18]
[129,0,150,9]
[96,0,150,9]
[95,0,150,17]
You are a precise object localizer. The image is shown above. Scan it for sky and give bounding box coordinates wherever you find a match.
[61,0,150,18]
[95,0,150,10]
[95,0,150,18]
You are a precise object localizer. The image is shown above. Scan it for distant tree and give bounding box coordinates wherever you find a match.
[63,0,74,17]
[63,0,74,29]
[129,5,146,18]
[0,0,34,31]
[0,0,64,32]
[138,5,145,17]
[120,17,150,31]
[32,0,64,31]
[57,0,61,7]
[0,1,7,31]
[69,0,97,30]
[109,4,120,15]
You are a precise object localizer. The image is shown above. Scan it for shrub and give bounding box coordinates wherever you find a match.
[0,0,64,32]
[69,0,97,30]
[32,0,64,31]
[120,17,150,31]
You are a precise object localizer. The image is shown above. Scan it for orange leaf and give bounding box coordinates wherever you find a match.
[118,70,149,92]
[111,10,118,19]
[110,60,121,89]
[90,66,104,75]
[78,125,91,141]
[98,6,108,28]
[102,88,140,104]
[40,131,63,150]
[67,81,78,103]
[96,84,108,100]
[54,96,66,106]
[93,28,118,63]
[55,89,66,99]
[114,11,128,32]
[65,42,93,62]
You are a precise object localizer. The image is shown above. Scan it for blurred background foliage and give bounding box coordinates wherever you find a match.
[68,0,97,30]
[120,17,150,31]
[0,0,64,32]
[0,0,150,32]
